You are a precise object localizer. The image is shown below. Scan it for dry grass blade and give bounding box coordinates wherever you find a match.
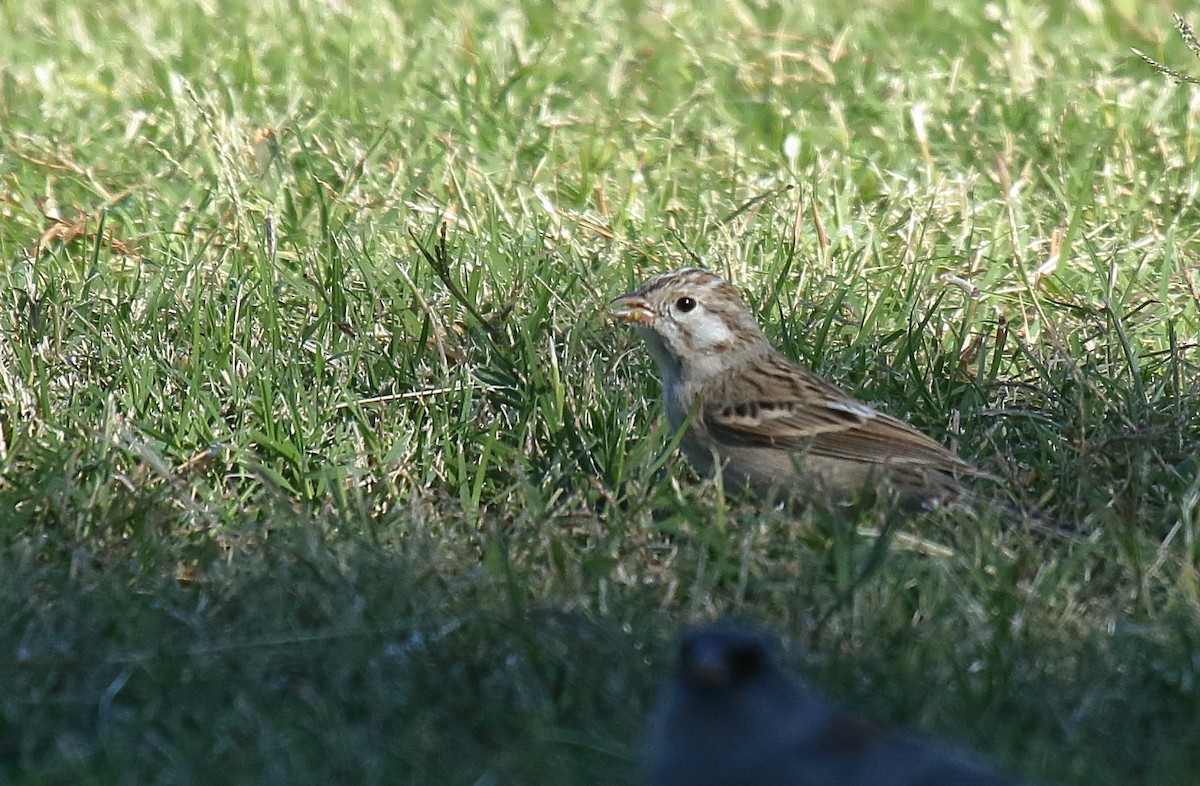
[1176,13,1200,59]
[1133,15,1200,85]
[1133,47,1200,85]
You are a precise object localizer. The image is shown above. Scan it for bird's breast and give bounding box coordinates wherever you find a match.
[663,379,701,433]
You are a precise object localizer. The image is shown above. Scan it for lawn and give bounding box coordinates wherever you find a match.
[2,0,1199,783]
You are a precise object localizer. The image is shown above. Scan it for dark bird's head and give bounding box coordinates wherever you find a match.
[675,624,778,693]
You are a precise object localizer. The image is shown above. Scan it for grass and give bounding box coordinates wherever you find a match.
[2,0,1200,783]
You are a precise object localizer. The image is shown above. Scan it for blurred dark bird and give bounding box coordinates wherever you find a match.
[643,624,1041,786]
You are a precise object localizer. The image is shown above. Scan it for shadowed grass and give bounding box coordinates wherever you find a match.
[3,0,1200,783]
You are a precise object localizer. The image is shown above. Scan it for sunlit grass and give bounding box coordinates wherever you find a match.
[2,0,1199,783]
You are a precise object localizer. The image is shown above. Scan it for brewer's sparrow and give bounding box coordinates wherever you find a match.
[644,624,1037,786]
[611,267,991,504]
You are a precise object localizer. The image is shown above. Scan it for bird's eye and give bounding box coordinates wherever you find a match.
[675,296,697,313]
[727,644,764,680]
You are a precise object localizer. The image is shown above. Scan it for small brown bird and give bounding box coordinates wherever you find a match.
[611,267,990,505]
[644,625,1040,786]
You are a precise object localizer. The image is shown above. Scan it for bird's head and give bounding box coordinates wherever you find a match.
[610,268,770,384]
[676,625,776,693]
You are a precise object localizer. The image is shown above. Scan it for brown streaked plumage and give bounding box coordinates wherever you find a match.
[610,267,991,504]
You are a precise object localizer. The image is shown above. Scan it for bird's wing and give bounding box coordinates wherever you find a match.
[900,737,1029,786]
[702,357,980,475]
[805,712,1027,786]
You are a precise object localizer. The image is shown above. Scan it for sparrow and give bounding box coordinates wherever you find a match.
[643,624,1039,786]
[610,267,992,505]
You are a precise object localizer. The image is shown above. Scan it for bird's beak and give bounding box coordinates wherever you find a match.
[688,641,730,687]
[609,293,655,325]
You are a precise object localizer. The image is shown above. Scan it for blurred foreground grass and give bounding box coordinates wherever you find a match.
[2,0,1200,783]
